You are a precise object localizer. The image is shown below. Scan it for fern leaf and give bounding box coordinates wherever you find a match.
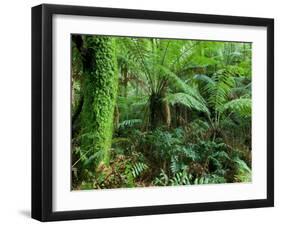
[131,162,148,178]
[222,98,251,117]
[118,119,142,129]
[165,92,209,113]
[201,69,235,111]
[194,74,215,85]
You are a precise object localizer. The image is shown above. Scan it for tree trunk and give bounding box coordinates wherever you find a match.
[123,68,128,97]
[149,93,171,129]
[73,35,118,167]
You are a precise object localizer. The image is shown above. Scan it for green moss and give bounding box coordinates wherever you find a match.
[81,36,118,167]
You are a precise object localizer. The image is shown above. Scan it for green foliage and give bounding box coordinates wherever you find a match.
[233,157,252,182]
[154,170,192,186]
[80,36,119,167]
[223,98,251,117]
[118,119,142,129]
[71,35,252,190]
[131,162,148,178]
[165,92,208,113]
[76,152,150,189]
[204,69,236,112]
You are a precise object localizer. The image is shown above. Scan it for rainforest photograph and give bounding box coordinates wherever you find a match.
[71,34,252,190]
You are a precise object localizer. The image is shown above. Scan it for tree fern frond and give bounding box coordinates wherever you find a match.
[222,98,251,117]
[165,92,209,113]
[204,70,235,111]
[193,74,215,85]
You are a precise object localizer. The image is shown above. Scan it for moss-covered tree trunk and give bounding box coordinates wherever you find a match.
[73,35,118,167]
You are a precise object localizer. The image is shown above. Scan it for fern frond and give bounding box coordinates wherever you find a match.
[222,98,251,117]
[165,92,209,113]
[193,74,215,85]
[233,157,252,182]
[198,70,235,111]
[118,119,142,129]
[153,169,169,186]
[170,157,187,174]
[169,171,191,185]
[131,162,148,178]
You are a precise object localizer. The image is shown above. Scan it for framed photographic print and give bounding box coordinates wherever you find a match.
[32,4,274,221]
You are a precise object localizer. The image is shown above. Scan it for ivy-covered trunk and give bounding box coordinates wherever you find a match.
[73,35,118,168]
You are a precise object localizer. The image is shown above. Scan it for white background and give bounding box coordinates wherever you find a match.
[0,0,279,225]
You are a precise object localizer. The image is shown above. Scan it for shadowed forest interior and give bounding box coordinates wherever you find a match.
[71,34,252,190]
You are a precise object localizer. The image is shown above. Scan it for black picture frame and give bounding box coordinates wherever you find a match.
[32,3,274,222]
